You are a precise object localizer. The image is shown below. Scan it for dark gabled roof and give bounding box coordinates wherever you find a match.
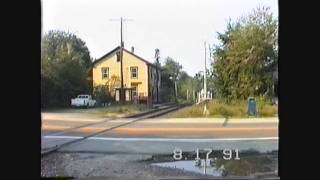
[122,48,157,68]
[91,46,121,67]
[92,46,160,69]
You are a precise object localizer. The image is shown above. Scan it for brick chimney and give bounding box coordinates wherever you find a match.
[131,46,134,53]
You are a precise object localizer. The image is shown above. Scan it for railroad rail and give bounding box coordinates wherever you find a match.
[43,103,173,136]
[41,103,188,157]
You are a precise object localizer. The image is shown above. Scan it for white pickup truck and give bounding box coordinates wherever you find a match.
[71,94,96,108]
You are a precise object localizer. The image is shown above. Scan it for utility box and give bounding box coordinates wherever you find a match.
[247,97,257,116]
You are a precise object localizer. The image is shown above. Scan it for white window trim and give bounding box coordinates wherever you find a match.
[101,67,109,79]
[132,85,138,97]
[130,67,138,79]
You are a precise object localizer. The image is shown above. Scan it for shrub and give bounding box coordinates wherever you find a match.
[93,85,113,106]
[259,104,278,117]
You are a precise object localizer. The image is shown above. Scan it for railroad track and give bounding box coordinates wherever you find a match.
[41,103,186,157]
[43,103,174,136]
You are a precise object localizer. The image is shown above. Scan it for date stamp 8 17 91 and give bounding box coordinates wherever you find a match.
[173,148,240,167]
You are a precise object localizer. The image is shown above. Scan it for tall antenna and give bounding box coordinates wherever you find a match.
[109,17,133,48]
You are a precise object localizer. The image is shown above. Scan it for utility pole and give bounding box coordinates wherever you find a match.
[204,42,207,100]
[193,89,195,102]
[110,17,133,104]
[208,43,213,100]
[187,89,189,101]
[120,17,124,104]
[202,42,209,115]
[155,49,160,103]
[169,75,177,102]
[175,80,177,102]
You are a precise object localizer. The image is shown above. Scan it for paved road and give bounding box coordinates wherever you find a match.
[57,138,278,154]
[94,118,278,138]
[41,112,278,154]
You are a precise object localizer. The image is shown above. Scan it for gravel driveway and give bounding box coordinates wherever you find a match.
[41,152,214,179]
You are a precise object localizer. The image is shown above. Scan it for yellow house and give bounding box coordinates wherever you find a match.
[91,46,161,104]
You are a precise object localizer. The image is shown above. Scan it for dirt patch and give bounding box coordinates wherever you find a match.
[41,152,214,179]
[41,152,69,177]
[41,150,278,179]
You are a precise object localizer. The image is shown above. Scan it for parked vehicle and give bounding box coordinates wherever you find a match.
[71,94,96,108]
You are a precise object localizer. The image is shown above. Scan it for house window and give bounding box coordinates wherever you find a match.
[101,67,109,79]
[132,85,138,97]
[116,52,120,62]
[130,67,138,79]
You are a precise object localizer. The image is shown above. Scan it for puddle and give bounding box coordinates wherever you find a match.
[152,160,224,176]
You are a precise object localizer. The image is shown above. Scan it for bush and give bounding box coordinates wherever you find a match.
[207,100,247,118]
[259,104,278,117]
[93,85,113,106]
[170,104,203,117]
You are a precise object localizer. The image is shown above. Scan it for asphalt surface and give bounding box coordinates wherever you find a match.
[57,138,278,154]
[41,111,278,154]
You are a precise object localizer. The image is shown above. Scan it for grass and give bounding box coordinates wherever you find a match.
[167,99,278,118]
[41,103,153,118]
[90,104,152,118]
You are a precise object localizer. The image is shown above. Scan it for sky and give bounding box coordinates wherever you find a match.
[42,0,278,76]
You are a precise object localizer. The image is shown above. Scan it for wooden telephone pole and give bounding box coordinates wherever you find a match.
[155,49,160,103]
[120,17,125,104]
[110,17,133,103]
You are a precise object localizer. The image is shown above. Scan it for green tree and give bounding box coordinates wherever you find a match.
[160,57,182,102]
[41,30,93,107]
[177,71,197,102]
[211,6,278,101]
